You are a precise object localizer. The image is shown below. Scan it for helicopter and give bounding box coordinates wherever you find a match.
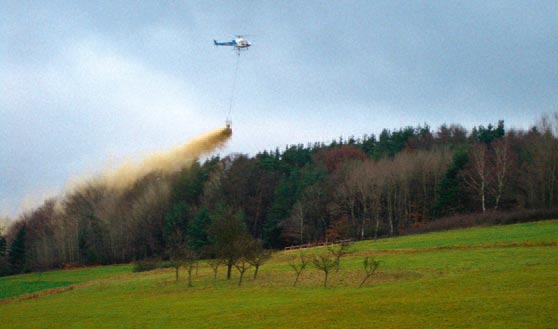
[214,36,252,130]
[213,36,252,52]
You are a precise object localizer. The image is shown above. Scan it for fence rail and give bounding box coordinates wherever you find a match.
[284,239,353,251]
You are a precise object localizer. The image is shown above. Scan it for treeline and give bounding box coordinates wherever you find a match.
[2,114,558,276]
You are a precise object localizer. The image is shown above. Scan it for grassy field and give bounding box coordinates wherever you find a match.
[0,265,132,300]
[1,220,557,328]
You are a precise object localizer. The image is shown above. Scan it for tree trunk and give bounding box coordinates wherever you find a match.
[253,264,260,280]
[481,179,486,213]
[374,217,379,240]
[187,267,193,287]
[387,190,394,236]
[238,270,244,287]
[294,272,301,287]
[226,261,233,280]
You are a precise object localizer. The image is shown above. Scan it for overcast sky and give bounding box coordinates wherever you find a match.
[1,1,557,217]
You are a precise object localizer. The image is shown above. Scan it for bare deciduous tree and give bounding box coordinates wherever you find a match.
[247,240,271,280]
[233,238,261,286]
[288,252,309,287]
[234,257,252,287]
[359,256,380,288]
[463,143,490,212]
[208,204,250,280]
[207,258,222,281]
[312,253,337,288]
[166,235,188,282]
[183,249,198,287]
[327,241,352,272]
[491,136,514,209]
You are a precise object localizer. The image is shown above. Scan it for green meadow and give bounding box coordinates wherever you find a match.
[0,265,132,300]
[1,221,557,328]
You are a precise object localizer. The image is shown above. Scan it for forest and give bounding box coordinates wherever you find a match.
[1,114,558,276]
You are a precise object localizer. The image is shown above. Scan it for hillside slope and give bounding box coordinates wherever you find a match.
[1,221,557,328]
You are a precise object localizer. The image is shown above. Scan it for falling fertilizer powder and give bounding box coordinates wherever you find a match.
[100,127,232,191]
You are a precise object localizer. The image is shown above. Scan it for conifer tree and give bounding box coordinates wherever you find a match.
[0,234,7,276]
[8,225,27,274]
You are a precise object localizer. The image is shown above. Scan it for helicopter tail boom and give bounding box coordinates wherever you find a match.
[214,39,236,47]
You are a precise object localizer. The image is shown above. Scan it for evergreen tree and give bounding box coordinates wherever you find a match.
[8,225,27,274]
[0,235,7,276]
[264,174,297,247]
[432,147,469,216]
[170,161,208,205]
[0,235,6,258]
[163,201,190,248]
[359,134,377,156]
[187,207,211,255]
[471,120,505,145]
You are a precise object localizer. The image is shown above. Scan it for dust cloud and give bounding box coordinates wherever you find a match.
[11,127,232,219]
[100,127,232,191]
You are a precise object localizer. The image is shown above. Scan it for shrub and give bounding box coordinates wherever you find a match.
[409,208,558,235]
[133,259,160,272]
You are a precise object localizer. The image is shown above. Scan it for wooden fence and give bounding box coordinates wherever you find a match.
[283,239,353,251]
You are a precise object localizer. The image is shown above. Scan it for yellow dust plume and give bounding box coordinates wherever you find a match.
[101,127,232,191]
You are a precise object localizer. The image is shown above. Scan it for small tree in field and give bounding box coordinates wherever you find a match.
[183,249,198,287]
[247,239,271,280]
[233,238,255,287]
[312,253,337,288]
[207,258,222,281]
[164,204,189,282]
[168,246,184,282]
[167,239,191,282]
[234,257,252,287]
[208,204,250,280]
[288,252,309,287]
[327,241,352,272]
[359,256,381,288]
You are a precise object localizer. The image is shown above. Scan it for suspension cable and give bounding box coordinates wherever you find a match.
[227,53,241,123]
